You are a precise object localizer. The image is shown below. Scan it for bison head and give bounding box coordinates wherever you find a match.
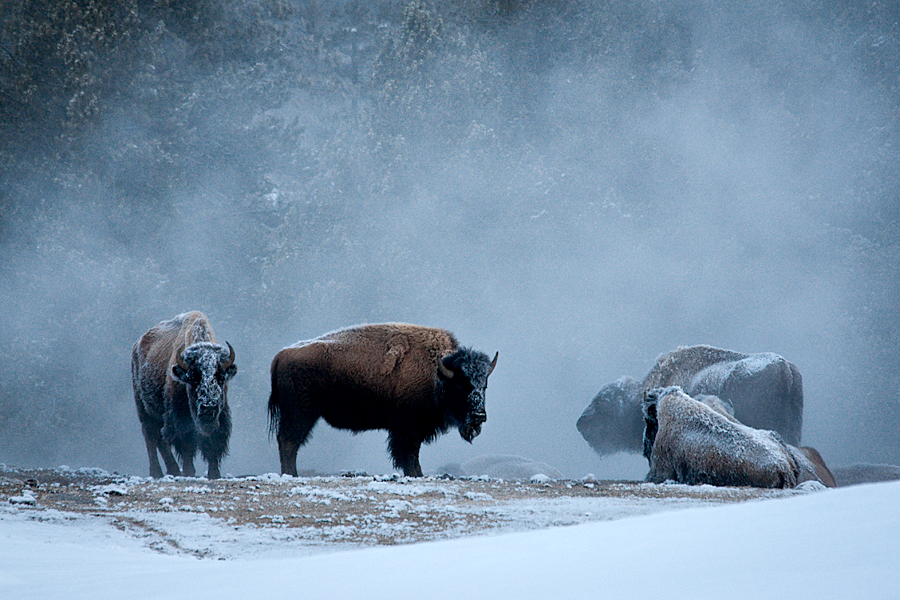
[172,341,237,434]
[641,386,684,461]
[576,376,644,456]
[438,348,498,443]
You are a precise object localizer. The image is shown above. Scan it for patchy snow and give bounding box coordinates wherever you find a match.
[6,490,35,506]
[0,467,896,599]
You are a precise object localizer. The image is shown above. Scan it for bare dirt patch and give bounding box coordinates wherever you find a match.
[1,465,798,557]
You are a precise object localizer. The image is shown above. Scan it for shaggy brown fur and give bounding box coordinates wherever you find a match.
[643,387,831,489]
[795,446,837,488]
[132,312,236,479]
[269,323,497,477]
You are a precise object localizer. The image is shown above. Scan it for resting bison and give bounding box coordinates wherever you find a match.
[830,463,900,487]
[577,345,803,457]
[132,312,237,479]
[268,323,498,477]
[642,387,833,488]
[439,454,564,481]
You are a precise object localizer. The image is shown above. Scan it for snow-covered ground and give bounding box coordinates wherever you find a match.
[1,475,896,599]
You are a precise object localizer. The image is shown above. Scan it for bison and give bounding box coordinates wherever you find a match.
[438,454,565,481]
[830,463,900,487]
[642,386,833,488]
[577,345,804,457]
[132,311,237,479]
[268,323,498,477]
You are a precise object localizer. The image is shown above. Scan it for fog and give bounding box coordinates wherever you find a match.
[1,0,898,479]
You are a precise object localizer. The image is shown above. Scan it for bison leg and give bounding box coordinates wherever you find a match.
[140,419,180,478]
[158,444,181,476]
[143,435,164,479]
[181,455,196,477]
[206,458,221,480]
[277,434,300,477]
[199,425,230,480]
[275,413,318,477]
[173,438,197,477]
[388,433,424,477]
[201,442,222,479]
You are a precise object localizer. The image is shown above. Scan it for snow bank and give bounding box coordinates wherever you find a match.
[1,481,897,599]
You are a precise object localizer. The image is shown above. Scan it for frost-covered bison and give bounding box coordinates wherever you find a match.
[439,454,564,480]
[132,312,237,479]
[577,346,803,457]
[268,323,498,477]
[830,463,900,487]
[642,387,833,488]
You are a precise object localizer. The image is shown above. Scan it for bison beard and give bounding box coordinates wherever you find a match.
[132,312,236,479]
[268,323,497,477]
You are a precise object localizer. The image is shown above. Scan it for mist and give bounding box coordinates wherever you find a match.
[1,0,897,479]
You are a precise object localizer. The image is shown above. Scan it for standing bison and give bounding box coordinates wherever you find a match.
[268,323,498,477]
[577,345,803,457]
[642,386,834,488]
[132,312,237,479]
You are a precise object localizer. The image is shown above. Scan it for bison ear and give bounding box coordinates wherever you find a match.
[171,364,189,383]
[225,364,237,380]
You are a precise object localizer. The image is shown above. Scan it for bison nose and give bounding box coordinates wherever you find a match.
[198,403,219,419]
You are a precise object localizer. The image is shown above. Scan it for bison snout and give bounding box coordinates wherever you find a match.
[460,424,480,443]
[460,413,486,443]
[196,400,222,422]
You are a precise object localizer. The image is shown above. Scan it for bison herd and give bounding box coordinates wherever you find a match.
[133,313,497,480]
[133,311,839,489]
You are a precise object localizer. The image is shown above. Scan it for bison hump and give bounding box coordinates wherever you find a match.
[687,352,785,394]
[644,345,750,389]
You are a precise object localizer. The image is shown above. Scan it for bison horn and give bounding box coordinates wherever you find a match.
[438,355,455,379]
[222,341,236,369]
[487,351,498,376]
[175,343,189,372]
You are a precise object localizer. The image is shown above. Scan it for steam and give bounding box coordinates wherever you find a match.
[1,1,897,478]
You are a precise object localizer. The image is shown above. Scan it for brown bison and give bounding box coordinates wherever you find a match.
[577,345,804,457]
[642,386,833,488]
[132,312,236,479]
[268,323,498,477]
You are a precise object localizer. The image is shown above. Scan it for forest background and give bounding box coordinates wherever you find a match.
[1,0,897,478]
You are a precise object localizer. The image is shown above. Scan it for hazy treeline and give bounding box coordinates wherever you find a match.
[1,0,898,477]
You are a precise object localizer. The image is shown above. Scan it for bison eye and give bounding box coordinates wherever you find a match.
[172,365,199,384]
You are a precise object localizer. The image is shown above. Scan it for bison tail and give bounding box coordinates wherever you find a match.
[267,367,281,439]
[267,394,280,438]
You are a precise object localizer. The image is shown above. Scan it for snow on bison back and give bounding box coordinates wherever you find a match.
[642,386,831,489]
[577,345,803,457]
